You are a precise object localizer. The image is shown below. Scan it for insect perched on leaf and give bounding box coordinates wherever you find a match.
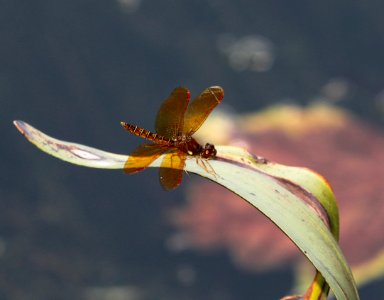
[120,86,224,190]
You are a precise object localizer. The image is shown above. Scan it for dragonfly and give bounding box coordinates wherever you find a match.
[120,86,224,190]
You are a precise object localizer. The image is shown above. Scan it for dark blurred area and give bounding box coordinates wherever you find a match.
[2,1,384,299]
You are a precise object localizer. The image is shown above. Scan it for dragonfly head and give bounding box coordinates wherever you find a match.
[201,143,217,159]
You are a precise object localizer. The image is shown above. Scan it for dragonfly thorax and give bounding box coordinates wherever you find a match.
[176,137,216,159]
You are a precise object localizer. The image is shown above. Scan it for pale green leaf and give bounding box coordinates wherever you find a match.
[14,120,359,300]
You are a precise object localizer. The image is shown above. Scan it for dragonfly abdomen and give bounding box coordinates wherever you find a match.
[120,122,172,145]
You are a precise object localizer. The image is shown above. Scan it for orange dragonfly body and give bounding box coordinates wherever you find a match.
[121,86,224,190]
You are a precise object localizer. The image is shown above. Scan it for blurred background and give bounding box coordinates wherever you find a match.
[2,1,384,299]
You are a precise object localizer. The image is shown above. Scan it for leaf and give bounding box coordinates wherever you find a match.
[14,120,359,300]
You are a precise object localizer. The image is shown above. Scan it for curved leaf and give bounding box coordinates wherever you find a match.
[14,120,359,300]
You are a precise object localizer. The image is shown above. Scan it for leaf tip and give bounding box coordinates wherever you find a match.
[13,120,27,135]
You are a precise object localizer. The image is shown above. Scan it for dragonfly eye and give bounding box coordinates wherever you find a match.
[201,143,217,158]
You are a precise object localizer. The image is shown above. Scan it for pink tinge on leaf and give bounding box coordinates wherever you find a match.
[169,104,384,283]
